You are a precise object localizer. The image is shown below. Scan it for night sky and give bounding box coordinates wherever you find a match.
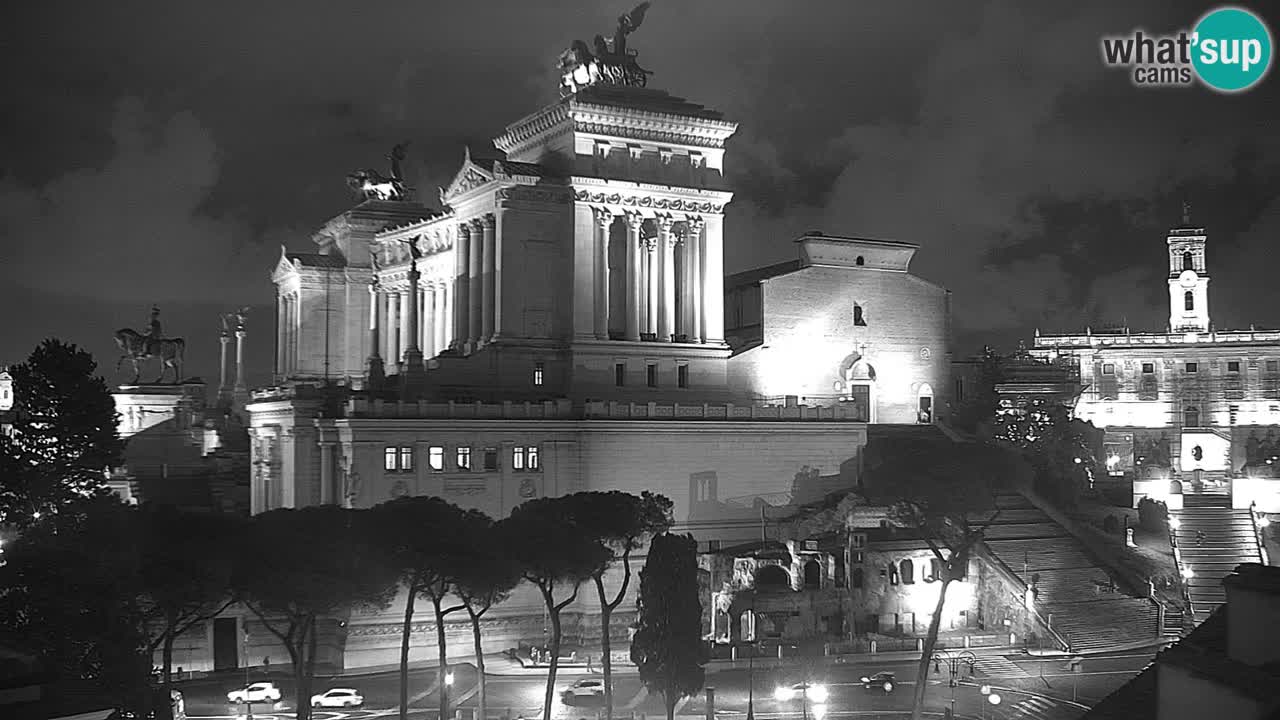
[4,1,1280,390]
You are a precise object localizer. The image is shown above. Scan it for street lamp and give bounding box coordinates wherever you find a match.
[979,685,1001,720]
[930,650,977,719]
[242,629,253,720]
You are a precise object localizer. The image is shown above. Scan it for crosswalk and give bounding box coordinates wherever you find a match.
[970,654,1031,678]
[1004,695,1059,718]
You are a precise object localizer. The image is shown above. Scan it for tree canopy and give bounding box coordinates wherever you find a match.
[631,533,706,720]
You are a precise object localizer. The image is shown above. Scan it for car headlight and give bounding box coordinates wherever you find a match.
[808,686,829,703]
[773,687,792,702]
[860,677,869,684]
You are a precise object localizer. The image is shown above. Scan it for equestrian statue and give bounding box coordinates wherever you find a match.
[114,305,186,384]
[346,142,411,201]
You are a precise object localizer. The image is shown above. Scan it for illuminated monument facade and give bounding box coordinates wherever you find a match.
[1031,209,1280,512]
[234,9,953,671]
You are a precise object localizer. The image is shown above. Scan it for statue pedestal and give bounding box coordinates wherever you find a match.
[114,382,206,439]
[399,350,427,399]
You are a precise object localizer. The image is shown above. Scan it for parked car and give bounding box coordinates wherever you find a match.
[227,682,281,704]
[311,688,364,708]
[773,682,829,703]
[860,672,896,693]
[561,678,606,703]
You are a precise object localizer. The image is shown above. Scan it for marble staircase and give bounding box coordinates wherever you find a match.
[1171,492,1263,620]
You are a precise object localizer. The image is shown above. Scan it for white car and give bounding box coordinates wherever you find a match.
[561,678,607,700]
[227,682,281,704]
[773,682,829,704]
[311,688,364,708]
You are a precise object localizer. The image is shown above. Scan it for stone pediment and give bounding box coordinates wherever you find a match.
[442,148,496,202]
[271,246,299,282]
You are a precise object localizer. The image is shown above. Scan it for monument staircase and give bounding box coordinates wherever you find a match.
[975,494,1160,652]
[1172,491,1263,620]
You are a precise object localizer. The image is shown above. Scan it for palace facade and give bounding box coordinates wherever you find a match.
[1030,216,1280,512]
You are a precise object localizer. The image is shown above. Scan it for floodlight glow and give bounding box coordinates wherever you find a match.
[445,671,455,686]
[773,686,792,702]
[1182,567,1195,580]
[1259,517,1271,528]
[807,685,828,703]
[811,704,827,720]
[1169,517,1181,530]
[988,693,1002,706]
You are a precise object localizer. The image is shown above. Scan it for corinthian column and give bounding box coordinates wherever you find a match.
[387,291,399,362]
[367,282,385,389]
[481,214,496,343]
[625,213,642,341]
[645,236,659,337]
[594,208,613,339]
[398,289,412,368]
[688,216,706,343]
[439,284,451,352]
[468,219,483,347]
[658,215,676,342]
[454,224,471,351]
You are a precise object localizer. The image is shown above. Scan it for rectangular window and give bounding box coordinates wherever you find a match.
[677,364,689,388]
[1142,363,1155,374]
[533,362,545,386]
[527,444,540,471]
[615,362,626,387]
[1102,363,1115,375]
[398,446,414,472]
[1269,360,1279,373]
[647,363,657,388]
[1185,362,1198,373]
[428,446,444,472]
[384,447,398,471]
[456,446,472,471]
[851,551,864,564]
[1228,360,1241,373]
[851,533,867,549]
[513,446,525,471]
[483,447,499,471]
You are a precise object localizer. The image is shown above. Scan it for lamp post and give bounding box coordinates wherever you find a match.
[978,685,1001,720]
[930,649,977,719]
[243,628,253,720]
[443,666,455,719]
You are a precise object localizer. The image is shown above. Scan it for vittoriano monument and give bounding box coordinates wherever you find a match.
[346,141,412,201]
[559,2,653,95]
[114,305,186,384]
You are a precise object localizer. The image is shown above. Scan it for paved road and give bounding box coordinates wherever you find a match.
[176,649,1156,720]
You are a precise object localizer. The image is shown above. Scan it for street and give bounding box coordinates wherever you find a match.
[175,649,1156,720]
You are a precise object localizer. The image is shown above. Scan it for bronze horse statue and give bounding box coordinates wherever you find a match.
[114,329,185,384]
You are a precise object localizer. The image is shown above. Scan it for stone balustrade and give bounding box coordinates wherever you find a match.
[581,400,865,421]
[338,397,867,421]
[345,398,575,419]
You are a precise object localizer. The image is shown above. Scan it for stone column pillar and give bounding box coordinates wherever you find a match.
[481,213,496,343]
[319,441,334,505]
[219,329,230,395]
[689,217,705,343]
[702,214,726,344]
[399,288,413,368]
[454,224,471,350]
[594,208,612,339]
[367,283,385,389]
[646,237,659,337]
[401,255,427,396]
[679,226,692,340]
[234,326,247,392]
[658,216,676,342]
[439,284,451,352]
[387,291,400,363]
[468,219,483,347]
[625,213,642,341]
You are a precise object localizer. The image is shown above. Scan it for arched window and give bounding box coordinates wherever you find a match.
[755,564,790,590]
[803,560,822,589]
[1183,251,1194,271]
[855,256,865,266]
[1185,291,1194,311]
[852,567,864,589]
[926,558,942,583]
[854,304,867,326]
[900,559,915,585]
[1183,406,1200,428]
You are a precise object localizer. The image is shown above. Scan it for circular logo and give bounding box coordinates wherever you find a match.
[1192,7,1273,92]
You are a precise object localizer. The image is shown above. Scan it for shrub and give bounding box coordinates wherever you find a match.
[1137,498,1169,533]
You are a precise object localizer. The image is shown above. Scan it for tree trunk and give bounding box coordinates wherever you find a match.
[433,596,450,720]
[301,615,318,720]
[910,578,953,720]
[665,692,676,720]
[162,629,175,689]
[289,624,308,720]
[539,586,563,720]
[469,607,487,720]
[595,576,615,720]
[400,582,418,720]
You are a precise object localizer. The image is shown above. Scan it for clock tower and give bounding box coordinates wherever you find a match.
[1167,204,1210,333]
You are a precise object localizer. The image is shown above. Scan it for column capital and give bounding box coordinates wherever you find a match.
[459,221,474,237]
[626,211,645,231]
[686,215,706,233]
[656,214,677,232]
[641,235,659,252]
[594,207,616,229]
[480,213,497,230]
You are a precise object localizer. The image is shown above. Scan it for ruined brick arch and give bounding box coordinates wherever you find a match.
[755,564,790,590]
[803,559,822,589]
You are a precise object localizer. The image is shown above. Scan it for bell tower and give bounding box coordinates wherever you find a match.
[1167,203,1210,333]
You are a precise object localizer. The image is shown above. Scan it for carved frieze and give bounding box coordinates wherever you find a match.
[574,121,727,149]
[444,479,487,496]
[495,186,572,205]
[573,190,724,214]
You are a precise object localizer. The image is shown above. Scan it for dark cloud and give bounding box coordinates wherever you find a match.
[3,0,1280,381]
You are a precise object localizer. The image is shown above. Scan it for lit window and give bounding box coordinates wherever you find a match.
[1185,362,1198,373]
[1142,363,1155,374]
[513,446,525,471]
[647,363,657,388]
[527,445,540,471]
[533,362,545,386]
[677,364,689,388]
[384,447,397,471]
[1228,361,1240,373]
[398,447,414,472]
[483,447,498,471]
[1102,363,1115,375]
[615,363,626,387]
[428,446,444,472]
[456,446,472,471]
[851,551,864,565]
